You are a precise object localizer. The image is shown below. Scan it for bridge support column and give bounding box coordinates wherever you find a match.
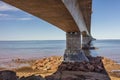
[82,31,92,49]
[82,36,92,49]
[64,32,88,62]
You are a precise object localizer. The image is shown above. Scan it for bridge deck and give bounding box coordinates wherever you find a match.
[3,0,92,33]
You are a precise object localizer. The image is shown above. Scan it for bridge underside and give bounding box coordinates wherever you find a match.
[3,0,92,33]
[3,0,92,62]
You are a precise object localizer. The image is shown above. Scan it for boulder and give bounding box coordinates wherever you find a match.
[62,77,75,80]
[32,56,63,71]
[0,70,17,80]
[19,75,45,80]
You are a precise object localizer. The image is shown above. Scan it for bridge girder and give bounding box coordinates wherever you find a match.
[3,0,92,35]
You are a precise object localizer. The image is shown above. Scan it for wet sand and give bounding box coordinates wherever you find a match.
[102,57,120,80]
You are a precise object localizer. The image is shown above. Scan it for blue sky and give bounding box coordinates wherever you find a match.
[92,0,120,39]
[0,0,120,40]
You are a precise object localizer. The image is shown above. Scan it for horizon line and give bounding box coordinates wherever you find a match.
[0,39,120,41]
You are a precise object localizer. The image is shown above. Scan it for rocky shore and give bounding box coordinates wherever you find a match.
[0,56,120,80]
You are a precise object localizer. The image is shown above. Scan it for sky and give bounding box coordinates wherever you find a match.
[0,0,120,40]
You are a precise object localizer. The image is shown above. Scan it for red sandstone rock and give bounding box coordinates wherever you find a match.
[32,56,63,71]
[32,56,105,74]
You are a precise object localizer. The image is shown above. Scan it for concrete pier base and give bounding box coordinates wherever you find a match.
[64,32,88,62]
[82,31,92,49]
[64,49,89,62]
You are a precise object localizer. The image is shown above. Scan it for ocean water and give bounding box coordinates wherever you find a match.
[91,40,120,62]
[0,40,65,59]
[0,40,66,68]
[0,40,120,62]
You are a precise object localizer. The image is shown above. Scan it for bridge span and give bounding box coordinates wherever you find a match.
[3,0,92,62]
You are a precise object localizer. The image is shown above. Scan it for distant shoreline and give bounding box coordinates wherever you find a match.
[0,40,66,42]
[0,39,120,41]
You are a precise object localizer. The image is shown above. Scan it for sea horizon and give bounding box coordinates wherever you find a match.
[0,39,120,69]
[0,39,120,59]
[0,38,120,41]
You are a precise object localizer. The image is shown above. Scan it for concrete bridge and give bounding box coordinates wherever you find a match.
[3,0,92,62]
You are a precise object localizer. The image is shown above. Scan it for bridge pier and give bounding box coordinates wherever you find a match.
[82,31,92,49]
[64,32,89,62]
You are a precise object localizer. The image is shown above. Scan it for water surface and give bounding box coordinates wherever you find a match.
[0,40,120,62]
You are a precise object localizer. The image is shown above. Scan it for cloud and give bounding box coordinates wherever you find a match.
[0,13,33,21]
[0,1,33,21]
[0,13,9,17]
[17,18,32,20]
[0,1,18,11]
[0,17,33,21]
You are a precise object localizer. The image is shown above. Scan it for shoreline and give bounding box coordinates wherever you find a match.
[0,56,120,80]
